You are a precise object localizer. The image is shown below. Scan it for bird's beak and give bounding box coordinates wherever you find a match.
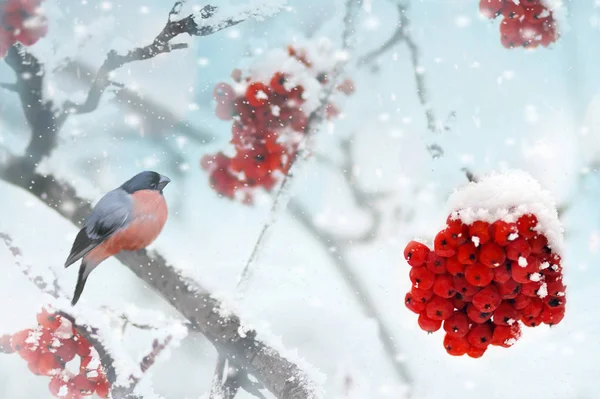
[158,175,171,190]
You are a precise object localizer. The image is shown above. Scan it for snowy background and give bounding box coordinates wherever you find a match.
[1,0,600,398]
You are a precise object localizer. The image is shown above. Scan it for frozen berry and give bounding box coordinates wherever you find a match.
[516,214,538,239]
[55,339,78,363]
[491,323,521,347]
[546,279,566,297]
[511,256,540,284]
[37,353,62,376]
[71,374,97,395]
[466,303,492,323]
[496,279,521,299]
[404,241,430,267]
[529,234,549,254]
[405,292,426,314]
[418,313,442,333]
[493,302,520,326]
[479,242,506,267]
[270,72,289,95]
[521,281,543,298]
[11,329,34,352]
[465,263,494,287]
[434,230,457,257]
[96,377,110,398]
[410,267,435,290]
[426,252,447,274]
[49,375,69,397]
[245,82,271,107]
[544,295,566,309]
[446,256,465,276]
[467,323,493,349]
[511,293,532,310]
[502,1,525,20]
[468,221,491,246]
[479,0,505,19]
[426,296,454,321]
[433,275,457,298]
[541,306,565,325]
[443,334,470,356]
[473,285,502,312]
[37,308,62,330]
[443,311,470,338]
[491,220,518,246]
[505,238,531,261]
[457,243,478,265]
[446,218,468,246]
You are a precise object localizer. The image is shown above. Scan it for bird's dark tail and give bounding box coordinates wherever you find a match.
[71,262,90,306]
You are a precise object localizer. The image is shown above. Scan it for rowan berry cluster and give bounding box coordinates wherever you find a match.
[0,0,48,58]
[201,43,354,204]
[0,307,109,398]
[479,0,559,49]
[404,212,566,357]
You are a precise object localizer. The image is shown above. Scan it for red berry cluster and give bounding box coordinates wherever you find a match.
[479,0,559,49]
[201,45,354,204]
[0,307,109,398]
[0,0,48,58]
[403,213,566,357]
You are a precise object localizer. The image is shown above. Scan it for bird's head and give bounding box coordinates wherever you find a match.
[120,171,171,194]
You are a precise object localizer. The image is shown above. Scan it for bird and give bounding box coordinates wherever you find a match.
[64,171,171,306]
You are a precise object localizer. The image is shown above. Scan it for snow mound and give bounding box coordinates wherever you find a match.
[446,170,564,254]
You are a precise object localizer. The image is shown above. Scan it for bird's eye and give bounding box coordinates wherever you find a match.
[150,183,157,189]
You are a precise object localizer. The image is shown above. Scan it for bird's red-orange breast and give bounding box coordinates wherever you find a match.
[84,190,168,265]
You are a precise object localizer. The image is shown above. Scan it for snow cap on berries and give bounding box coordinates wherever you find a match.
[446,170,563,255]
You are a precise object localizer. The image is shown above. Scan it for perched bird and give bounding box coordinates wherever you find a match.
[65,171,171,305]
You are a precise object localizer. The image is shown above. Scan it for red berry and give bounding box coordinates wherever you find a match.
[505,238,531,261]
[445,217,468,246]
[49,375,69,396]
[544,295,566,309]
[466,303,492,323]
[500,18,524,48]
[496,278,521,299]
[55,339,78,363]
[433,275,457,298]
[446,256,465,276]
[409,267,435,290]
[511,293,532,310]
[434,230,457,257]
[502,1,525,20]
[493,261,512,283]
[96,377,110,398]
[472,285,502,312]
[213,82,235,103]
[37,308,62,330]
[37,353,62,376]
[425,296,454,321]
[467,346,487,358]
[75,336,91,357]
[542,254,562,276]
[405,292,426,314]
[479,242,506,267]
[425,252,447,274]
[468,221,491,246]
[11,329,34,352]
[467,323,493,349]
[410,286,434,304]
[493,302,520,326]
[541,306,565,326]
[27,356,42,375]
[453,275,481,297]
[269,72,289,95]
[491,220,518,246]
[491,323,521,347]
[521,280,543,298]
[404,240,430,267]
[517,214,538,239]
[0,334,14,354]
[529,234,549,254]
[479,0,505,19]
[464,264,494,287]
[546,279,566,297]
[443,311,470,338]
[443,334,470,356]
[418,313,442,333]
[511,256,541,284]
[521,297,543,321]
[453,296,468,310]
[523,4,547,24]
[245,82,271,107]
[71,374,97,395]
[457,243,478,265]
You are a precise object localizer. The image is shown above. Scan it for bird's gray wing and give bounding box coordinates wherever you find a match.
[64,189,133,268]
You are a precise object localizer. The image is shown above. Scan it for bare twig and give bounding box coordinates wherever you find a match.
[0,82,18,92]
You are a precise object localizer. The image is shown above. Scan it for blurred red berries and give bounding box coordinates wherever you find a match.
[0,0,49,58]
[404,211,566,357]
[479,0,559,49]
[1,306,109,398]
[202,43,354,204]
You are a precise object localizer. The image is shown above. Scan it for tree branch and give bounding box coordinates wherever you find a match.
[286,200,413,394]
[0,167,320,399]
